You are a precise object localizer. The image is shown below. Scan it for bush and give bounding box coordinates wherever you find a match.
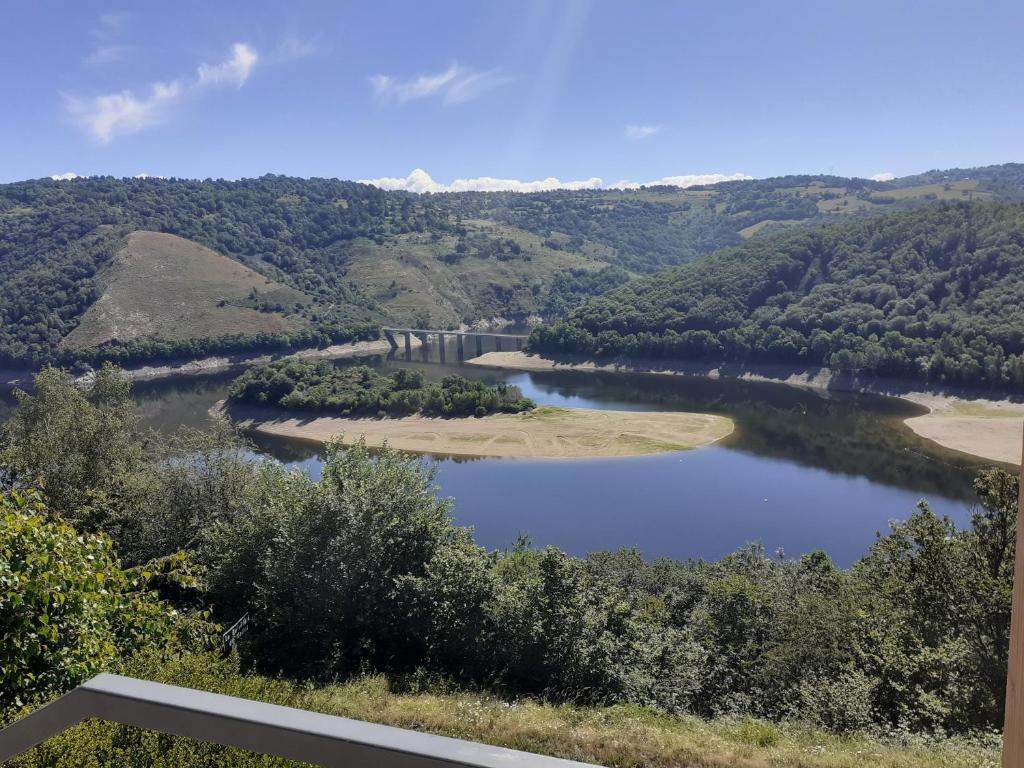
[0,490,213,711]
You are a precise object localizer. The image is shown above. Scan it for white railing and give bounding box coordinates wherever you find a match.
[0,674,598,767]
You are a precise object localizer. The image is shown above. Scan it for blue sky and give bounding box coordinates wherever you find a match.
[2,0,1022,188]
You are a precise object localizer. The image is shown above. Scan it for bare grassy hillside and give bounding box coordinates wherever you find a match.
[62,231,310,349]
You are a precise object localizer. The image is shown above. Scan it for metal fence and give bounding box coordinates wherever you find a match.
[0,674,598,767]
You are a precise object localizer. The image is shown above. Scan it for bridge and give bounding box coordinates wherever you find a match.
[383,328,529,362]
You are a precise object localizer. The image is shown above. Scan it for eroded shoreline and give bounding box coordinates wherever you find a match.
[467,351,1024,465]
[217,402,735,460]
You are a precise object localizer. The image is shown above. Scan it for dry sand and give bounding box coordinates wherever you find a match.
[468,351,1023,465]
[221,403,734,460]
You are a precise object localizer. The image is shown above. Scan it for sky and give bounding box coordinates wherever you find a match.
[2,0,1022,189]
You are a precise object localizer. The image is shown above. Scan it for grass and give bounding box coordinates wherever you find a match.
[62,231,311,349]
[10,655,1001,768]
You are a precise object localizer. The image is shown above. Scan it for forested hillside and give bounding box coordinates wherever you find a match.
[530,202,1024,390]
[2,164,1023,367]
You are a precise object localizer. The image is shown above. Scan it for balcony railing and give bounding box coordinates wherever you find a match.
[0,674,598,767]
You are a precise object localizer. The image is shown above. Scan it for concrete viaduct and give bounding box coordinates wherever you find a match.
[383,328,528,362]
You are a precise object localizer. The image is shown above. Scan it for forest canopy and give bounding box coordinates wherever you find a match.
[530,202,1024,390]
[4,164,1024,367]
[227,360,535,417]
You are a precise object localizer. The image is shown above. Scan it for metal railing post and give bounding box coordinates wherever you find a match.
[1003,424,1024,766]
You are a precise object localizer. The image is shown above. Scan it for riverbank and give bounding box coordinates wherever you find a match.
[468,351,1023,465]
[1,338,415,388]
[217,401,734,459]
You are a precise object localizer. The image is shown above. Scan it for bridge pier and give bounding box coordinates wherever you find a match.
[438,333,446,364]
[404,332,412,358]
[475,335,483,357]
[417,332,429,361]
[515,337,523,351]
[384,330,399,350]
[494,335,502,352]
[456,334,465,361]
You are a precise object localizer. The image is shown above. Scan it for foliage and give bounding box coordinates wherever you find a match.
[6,652,1000,768]
[5,165,1024,365]
[0,364,147,527]
[0,490,212,711]
[227,360,534,417]
[530,202,1024,390]
[199,430,1017,735]
[0,364,1017,741]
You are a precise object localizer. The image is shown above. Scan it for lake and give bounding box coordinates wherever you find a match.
[2,348,991,566]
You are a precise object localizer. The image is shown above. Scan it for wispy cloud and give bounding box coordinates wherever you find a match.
[625,124,663,140]
[272,36,319,64]
[85,12,133,66]
[65,81,185,143]
[369,64,509,105]
[85,45,133,66]
[197,43,258,88]
[65,43,258,142]
[359,169,751,194]
[869,171,896,182]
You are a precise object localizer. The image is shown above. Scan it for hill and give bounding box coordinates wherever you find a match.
[62,231,310,349]
[529,201,1024,390]
[1,163,1023,366]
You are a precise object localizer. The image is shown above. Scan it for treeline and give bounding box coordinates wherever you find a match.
[50,322,380,372]
[228,360,534,417]
[0,366,1016,738]
[531,202,1024,390]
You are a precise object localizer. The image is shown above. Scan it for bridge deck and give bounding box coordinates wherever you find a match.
[384,328,529,339]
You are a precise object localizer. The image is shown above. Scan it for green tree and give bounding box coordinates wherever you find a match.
[1,365,146,530]
[0,489,212,711]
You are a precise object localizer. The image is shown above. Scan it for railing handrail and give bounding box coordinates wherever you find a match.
[0,674,598,768]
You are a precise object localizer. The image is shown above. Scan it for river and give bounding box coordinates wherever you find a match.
[1,347,989,566]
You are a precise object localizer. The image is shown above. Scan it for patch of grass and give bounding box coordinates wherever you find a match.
[10,654,999,768]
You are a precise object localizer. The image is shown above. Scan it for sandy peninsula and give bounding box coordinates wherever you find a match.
[219,402,734,459]
[901,394,1024,465]
[467,351,1023,465]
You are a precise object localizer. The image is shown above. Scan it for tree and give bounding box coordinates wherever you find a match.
[0,489,212,710]
[0,365,146,530]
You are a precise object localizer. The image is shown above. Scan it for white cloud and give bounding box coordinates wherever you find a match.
[869,172,896,182]
[610,173,752,189]
[65,80,184,143]
[85,45,133,65]
[370,64,508,105]
[66,43,257,142]
[359,169,750,194]
[625,124,663,140]
[50,172,81,181]
[197,43,258,88]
